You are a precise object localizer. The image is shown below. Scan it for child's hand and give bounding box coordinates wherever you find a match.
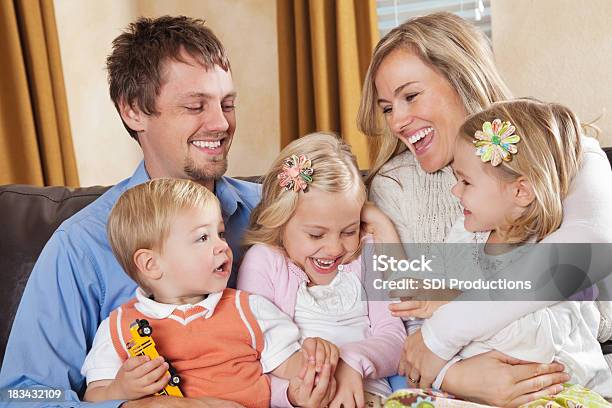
[107,355,170,400]
[301,336,339,375]
[360,202,385,232]
[389,300,449,319]
[288,358,337,408]
[329,360,364,408]
[360,202,395,237]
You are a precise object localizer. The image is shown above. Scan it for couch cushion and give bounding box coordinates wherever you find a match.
[0,184,110,362]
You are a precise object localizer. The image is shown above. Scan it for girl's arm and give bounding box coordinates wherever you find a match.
[340,300,406,379]
[237,244,279,301]
[412,138,612,367]
[421,301,552,360]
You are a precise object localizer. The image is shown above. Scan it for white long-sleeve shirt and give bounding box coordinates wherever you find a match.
[369,137,612,360]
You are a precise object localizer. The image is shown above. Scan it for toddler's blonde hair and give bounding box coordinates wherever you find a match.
[458,99,583,243]
[108,178,219,288]
[244,132,366,248]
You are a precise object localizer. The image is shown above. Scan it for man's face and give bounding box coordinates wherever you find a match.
[138,52,236,183]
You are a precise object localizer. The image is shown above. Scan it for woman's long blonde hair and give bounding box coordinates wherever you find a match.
[243,132,366,249]
[458,99,583,243]
[357,12,513,183]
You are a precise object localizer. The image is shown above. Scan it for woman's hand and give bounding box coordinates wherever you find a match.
[398,329,447,389]
[442,351,570,407]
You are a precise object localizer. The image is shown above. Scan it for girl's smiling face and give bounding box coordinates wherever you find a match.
[281,187,363,285]
[451,139,524,234]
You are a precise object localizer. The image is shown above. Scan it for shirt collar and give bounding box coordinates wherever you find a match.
[125,161,151,190]
[124,163,244,220]
[214,176,245,219]
[134,287,224,320]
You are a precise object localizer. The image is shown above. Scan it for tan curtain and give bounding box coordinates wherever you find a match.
[277,0,379,169]
[0,0,79,186]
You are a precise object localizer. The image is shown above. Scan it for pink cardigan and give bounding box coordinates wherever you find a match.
[237,242,406,407]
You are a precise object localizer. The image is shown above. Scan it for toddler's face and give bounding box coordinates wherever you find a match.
[156,204,232,301]
[451,140,521,233]
[281,187,363,285]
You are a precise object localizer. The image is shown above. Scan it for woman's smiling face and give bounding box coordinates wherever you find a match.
[374,48,468,172]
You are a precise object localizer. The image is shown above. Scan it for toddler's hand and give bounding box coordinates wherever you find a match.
[329,360,364,408]
[107,355,170,400]
[288,356,337,408]
[301,336,339,375]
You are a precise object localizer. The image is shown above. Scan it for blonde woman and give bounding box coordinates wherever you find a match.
[358,12,612,407]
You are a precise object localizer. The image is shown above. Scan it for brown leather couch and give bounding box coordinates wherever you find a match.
[1,150,612,365]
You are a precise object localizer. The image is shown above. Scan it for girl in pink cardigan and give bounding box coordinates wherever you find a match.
[237,132,406,408]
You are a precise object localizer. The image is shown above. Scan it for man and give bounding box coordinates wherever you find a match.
[0,16,333,408]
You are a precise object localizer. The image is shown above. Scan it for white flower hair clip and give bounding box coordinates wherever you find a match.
[474,119,521,166]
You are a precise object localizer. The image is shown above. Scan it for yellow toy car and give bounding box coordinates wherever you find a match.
[126,319,183,397]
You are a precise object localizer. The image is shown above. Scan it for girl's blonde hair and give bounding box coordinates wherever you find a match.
[108,178,219,288]
[357,12,513,183]
[458,99,583,243]
[244,132,366,248]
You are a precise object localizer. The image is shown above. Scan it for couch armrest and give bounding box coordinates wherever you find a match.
[0,184,110,362]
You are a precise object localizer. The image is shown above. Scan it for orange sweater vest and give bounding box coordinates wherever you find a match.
[109,289,270,408]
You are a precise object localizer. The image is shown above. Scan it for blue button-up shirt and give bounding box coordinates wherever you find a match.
[0,162,261,407]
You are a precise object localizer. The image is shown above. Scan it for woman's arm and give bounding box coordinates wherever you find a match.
[419,139,612,359]
[442,351,569,407]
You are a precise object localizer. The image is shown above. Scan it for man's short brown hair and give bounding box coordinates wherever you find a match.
[106,15,231,140]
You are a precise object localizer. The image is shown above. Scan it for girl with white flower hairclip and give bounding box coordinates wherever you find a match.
[237,132,407,407]
[398,99,612,405]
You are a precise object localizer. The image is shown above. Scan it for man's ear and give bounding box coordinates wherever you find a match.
[118,98,146,134]
[513,177,536,208]
[133,249,163,280]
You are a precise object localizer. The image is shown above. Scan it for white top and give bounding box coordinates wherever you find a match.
[294,271,391,396]
[81,288,302,384]
[370,137,612,359]
[434,222,612,396]
[369,150,462,244]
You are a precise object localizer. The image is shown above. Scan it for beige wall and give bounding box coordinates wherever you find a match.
[492,0,612,147]
[54,0,142,186]
[55,0,280,186]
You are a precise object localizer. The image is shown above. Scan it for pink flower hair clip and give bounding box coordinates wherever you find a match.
[474,118,521,166]
[277,154,314,192]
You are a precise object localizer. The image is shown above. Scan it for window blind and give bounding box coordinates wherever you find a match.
[376,0,491,38]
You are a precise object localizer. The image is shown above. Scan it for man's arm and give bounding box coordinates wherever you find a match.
[0,231,112,406]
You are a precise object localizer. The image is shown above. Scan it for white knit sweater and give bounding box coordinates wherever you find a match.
[369,150,462,244]
[367,139,612,361]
